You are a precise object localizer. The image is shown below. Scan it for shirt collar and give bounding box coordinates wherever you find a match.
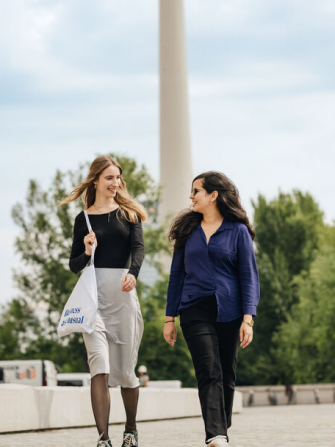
[196,219,234,232]
[218,219,234,231]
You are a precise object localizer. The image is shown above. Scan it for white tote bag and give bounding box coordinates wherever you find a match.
[57,211,98,338]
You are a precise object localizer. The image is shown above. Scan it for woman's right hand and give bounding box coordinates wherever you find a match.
[164,320,177,347]
[84,230,97,256]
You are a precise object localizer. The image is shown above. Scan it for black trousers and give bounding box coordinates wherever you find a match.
[180,295,242,442]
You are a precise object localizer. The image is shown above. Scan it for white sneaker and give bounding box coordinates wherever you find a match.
[97,432,113,447]
[207,435,228,446]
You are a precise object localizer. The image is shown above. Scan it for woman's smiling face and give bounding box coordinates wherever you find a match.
[95,164,121,199]
[189,178,213,213]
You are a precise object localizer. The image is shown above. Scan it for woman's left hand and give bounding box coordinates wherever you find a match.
[240,322,253,349]
[121,273,136,292]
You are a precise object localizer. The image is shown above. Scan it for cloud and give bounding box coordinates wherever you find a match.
[189,61,322,101]
[0,0,159,107]
[190,89,335,225]
[0,0,158,74]
[185,0,335,82]
[0,1,62,70]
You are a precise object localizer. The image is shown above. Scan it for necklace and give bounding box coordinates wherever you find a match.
[93,203,119,222]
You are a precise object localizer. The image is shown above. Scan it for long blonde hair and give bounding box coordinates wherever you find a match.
[59,155,148,223]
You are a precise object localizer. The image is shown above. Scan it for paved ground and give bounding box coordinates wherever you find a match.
[1,404,334,447]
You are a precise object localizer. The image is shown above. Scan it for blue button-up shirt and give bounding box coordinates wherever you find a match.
[166,220,260,322]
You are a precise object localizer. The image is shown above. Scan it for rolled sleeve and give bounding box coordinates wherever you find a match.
[166,247,186,317]
[237,226,260,316]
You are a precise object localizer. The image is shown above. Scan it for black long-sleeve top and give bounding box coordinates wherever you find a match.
[69,209,145,278]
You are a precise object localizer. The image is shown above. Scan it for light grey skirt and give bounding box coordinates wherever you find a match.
[83,268,144,388]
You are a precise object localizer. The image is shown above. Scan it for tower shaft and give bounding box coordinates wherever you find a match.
[159,0,193,224]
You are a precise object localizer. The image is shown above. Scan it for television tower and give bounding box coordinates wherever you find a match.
[159,0,193,227]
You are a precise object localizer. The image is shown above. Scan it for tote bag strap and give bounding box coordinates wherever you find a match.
[83,210,96,265]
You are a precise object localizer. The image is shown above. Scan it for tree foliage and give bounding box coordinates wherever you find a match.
[273,225,335,383]
[237,190,325,385]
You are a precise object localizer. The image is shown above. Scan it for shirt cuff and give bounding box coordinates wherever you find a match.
[165,304,178,317]
[128,267,139,279]
[242,305,257,316]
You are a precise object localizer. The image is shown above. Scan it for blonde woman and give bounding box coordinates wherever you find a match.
[60,155,148,447]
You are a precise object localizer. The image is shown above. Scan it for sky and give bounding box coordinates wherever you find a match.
[1,0,335,305]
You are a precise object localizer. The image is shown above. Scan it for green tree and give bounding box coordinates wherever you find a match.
[273,224,335,383]
[237,191,324,385]
[0,297,39,360]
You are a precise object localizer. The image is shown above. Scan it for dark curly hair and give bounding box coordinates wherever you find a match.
[168,171,255,252]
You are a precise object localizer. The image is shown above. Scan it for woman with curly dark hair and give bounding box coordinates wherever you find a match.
[164,171,260,446]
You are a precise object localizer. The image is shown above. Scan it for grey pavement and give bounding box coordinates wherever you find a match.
[1,404,335,447]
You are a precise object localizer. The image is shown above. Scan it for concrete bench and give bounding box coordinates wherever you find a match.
[0,384,242,433]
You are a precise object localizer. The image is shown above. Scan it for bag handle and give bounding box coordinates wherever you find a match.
[83,210,96,265]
